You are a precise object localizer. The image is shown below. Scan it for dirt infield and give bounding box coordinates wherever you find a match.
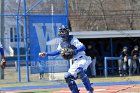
[50,84,140,93]
[4,84,140,93]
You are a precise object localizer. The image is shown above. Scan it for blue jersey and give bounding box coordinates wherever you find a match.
[47,35,86,57]
[57,35,86,59]
[0,43,4,56]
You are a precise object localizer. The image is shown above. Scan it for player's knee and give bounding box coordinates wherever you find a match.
[64,72,74,83]
[77,67,86,79]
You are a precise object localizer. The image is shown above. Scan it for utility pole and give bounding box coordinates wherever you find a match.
[0,0,5,79]
[0,0,4,44]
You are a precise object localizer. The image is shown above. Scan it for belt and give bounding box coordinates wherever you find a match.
[73,56,83,61]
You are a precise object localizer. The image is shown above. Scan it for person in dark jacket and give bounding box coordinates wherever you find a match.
[86,43,98,77]
[118,46,128,77]
[129,45,139,76]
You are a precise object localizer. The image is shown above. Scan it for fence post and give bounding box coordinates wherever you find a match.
[104,57,108,77]
[15,61,18,71]
[0,68,4,79]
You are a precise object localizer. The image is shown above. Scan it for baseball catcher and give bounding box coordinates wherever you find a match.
[39,25,93,93]
[0,43,6,69]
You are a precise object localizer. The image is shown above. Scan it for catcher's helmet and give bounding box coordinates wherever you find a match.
[123,46,127,49]
[58,25,69,39]
[134,45,138,48]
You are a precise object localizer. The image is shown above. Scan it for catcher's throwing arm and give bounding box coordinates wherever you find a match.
[39,48,74,60]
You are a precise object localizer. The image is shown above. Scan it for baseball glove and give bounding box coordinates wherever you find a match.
[124,56,127,62]
[0,58,6,69]
[132,55,137,60]
[60,48,74,60]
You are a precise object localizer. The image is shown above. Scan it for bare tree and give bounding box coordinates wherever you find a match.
[97,0,109,30]
[6,0,140,31]
[69,0,140,31]
[127,0,137,30]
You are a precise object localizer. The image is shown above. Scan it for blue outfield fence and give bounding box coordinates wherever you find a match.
[28,0,69,74]
[30,57,69,74]
[28,15,69,74]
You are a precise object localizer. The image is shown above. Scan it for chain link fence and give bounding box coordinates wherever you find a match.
[0,0,67,84]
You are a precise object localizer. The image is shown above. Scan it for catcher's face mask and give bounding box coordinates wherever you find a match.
[58,26,69,39]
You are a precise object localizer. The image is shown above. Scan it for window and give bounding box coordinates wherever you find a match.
[10,27,13,42]
[10,26,24,43]
[14,27,17,42]
[21,26,24,42]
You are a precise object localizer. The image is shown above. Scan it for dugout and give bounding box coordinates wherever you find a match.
[70,30,140,76]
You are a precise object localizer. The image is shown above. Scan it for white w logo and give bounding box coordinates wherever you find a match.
[33,23,61,52]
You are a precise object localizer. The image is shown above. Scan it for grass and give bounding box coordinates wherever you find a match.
[0,76,140,88]
[15,89,61,93]
[90,75,140,82]
[0,67,140,90]
[76,75,140,84]
[4,76,140,93]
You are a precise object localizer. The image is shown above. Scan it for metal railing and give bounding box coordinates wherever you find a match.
[104,56,140,77]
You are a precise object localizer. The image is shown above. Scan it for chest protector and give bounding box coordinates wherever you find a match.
[60,35,76,60]
[60,35,76,49]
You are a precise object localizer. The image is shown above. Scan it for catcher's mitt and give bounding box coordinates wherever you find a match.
[60,48,74,60]
[132,55,137,60]
[124,56,127,62]
[0,58,6,69]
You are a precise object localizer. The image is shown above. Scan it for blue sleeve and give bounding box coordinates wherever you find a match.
[0,48,4,56]
[47,50,60,56]
[74,45,86,55]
